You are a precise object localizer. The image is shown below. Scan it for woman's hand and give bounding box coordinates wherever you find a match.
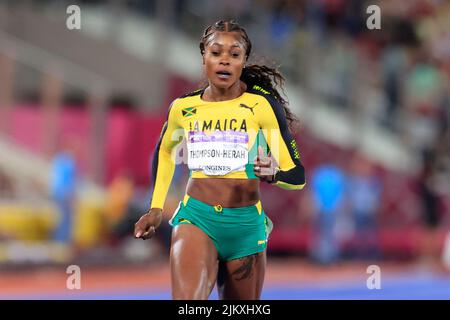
[134,208,163,240]
[254,146,278,184]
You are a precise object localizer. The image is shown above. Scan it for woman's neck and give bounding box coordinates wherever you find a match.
[203,81,246,102]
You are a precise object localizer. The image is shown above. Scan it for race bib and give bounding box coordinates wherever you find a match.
[187,130,249,175]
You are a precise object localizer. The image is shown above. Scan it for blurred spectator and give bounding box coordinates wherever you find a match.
[420,147,441,230]
[441,91,450,134]
[50,137,78,244]
[309,164,346,264]
[346,154,382,260]
[104,170,135,238]
[380,41,408,131]
[108,192,147,245]
[104,168,174,256]
[103,169,150,245]
[110,164,189,257]
[269,0,297,47]
[402,47,447,154]
[418,130,450,266]
[106,159,188,252]
[0,168,15,199]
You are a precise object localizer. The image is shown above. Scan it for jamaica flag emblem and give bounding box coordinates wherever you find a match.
[182,107,196,117]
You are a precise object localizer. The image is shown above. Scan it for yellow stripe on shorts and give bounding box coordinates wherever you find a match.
[255,201,262,215]
[183,194,190,206]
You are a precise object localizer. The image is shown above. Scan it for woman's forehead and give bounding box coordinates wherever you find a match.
[205,31,246,49]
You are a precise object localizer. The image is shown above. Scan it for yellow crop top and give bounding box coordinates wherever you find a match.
[150,85,306,210]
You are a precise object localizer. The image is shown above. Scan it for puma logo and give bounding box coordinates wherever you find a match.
[239,103,258,115]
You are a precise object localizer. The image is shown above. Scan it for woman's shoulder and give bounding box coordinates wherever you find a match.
[167,88,205,113]
[245,84,280,108]
[246,84,271,96]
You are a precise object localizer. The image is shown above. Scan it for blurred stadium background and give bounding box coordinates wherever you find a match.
[1,0,450,299]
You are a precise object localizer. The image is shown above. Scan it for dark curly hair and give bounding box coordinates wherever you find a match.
[199,20,298,132]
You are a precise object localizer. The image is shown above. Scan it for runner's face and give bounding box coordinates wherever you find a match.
[203,32,247,90]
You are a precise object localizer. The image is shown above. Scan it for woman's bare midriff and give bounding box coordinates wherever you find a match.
[186,178,260,207]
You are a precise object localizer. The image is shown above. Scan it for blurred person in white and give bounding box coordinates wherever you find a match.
[379,16,417,132]
[346,153,382,261]
[402,46,447,155]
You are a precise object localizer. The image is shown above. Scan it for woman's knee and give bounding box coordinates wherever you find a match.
[170,224,218,299]
[218,251,266,300]
[171,253,217,300]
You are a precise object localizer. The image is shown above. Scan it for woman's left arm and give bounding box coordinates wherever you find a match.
[256,95,306,190]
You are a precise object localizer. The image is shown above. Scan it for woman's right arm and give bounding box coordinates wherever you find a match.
[135,101,183,239]
[150,100,183,210]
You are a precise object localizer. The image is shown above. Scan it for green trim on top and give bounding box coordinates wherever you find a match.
[245,129,269,179]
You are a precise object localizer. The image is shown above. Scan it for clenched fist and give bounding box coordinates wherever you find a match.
[253,146,279,183]
[134,208,163,240]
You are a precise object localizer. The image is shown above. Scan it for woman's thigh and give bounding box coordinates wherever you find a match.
[217,251,266,300]
[170,223,218,299]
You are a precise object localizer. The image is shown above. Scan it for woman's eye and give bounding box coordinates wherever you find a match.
[232,53,240,57]
[212,51,220,56]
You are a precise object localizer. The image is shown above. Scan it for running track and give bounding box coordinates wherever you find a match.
[1,259,449,300]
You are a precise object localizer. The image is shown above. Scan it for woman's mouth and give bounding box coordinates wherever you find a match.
[216,71,231,80]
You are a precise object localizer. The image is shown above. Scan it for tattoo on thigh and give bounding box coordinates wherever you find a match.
[231,254,258,281]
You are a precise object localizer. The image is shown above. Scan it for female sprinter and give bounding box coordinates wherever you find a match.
[134,20,305,300]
